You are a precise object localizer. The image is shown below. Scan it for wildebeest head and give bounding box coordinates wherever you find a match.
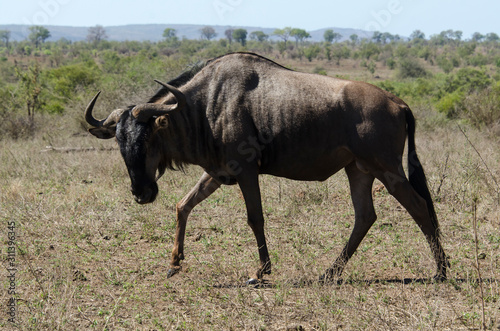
[84,81,186,204]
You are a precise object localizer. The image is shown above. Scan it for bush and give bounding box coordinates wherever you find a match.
[436,91,463,118]
[437,57,454,73]
[313,66,327,75]
[47,61,101,99]
[0,115,36,140]
[45,100,65,114]
[101,51,122,74]
[397,58,428,79]
[304,45,321,62]
[386,58,396,70]
[462,84,500,128]
[444,67,491,94]
[436,54,460,73]
[359,42,380,60]
[468,54,488,67]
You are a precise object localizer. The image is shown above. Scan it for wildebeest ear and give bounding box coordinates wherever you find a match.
[154,115,169,129]
[88,127,116,139]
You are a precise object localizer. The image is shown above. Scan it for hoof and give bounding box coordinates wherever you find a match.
[319,267,342,284]
[259,261,272,277]
[433,273,447,282]
[167,267,181,278]
[246,278,258,286]
[319,273,334,284]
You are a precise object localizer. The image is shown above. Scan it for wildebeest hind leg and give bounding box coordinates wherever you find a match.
[321,162,376,282]
[376,169,449,281]
[168,172,221,278]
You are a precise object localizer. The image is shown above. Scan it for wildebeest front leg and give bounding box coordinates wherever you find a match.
[168,172,221,278]
[237,173,271,283]
[321,162,376,282]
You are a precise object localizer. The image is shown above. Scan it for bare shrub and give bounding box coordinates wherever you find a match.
[463,86,500,133]
[0,114,36,140]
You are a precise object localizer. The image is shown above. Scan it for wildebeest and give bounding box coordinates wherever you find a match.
[84,52,449,283]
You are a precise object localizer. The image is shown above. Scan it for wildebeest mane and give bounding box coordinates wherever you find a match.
[147,52,291,104]
[147,59,212,104]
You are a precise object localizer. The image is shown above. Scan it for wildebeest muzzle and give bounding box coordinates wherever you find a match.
[131,181,159,204]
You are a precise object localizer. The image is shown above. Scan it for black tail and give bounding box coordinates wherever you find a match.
[405,108,440,237]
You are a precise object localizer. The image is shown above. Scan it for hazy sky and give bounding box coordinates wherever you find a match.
[1,0,499,38]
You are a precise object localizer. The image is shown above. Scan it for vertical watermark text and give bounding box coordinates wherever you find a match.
[6,220,17,324]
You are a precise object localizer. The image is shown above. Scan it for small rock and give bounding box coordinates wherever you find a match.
[287,325,305,331]
[73,270,87,281]
[193,233,203,241]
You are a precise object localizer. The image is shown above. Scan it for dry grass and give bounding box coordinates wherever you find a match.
[1,106,500,330]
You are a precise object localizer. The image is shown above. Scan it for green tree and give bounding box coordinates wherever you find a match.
[410,29,425,41]
[349,34,359,45]
[458,43,476,58]
[200,26,217,40]
[367,61,376,75]
[87,25,108,44]
[324,29,334,43]
[225,29,234,44]
[432,30,462,45]
[290,28,310,47]
[163,28,178,42]
[381,32,394,44]
[324,29,341,43]
[485,32,499,42]
[232,29,248,46]
[0,29,11,48]
[372,31,383,44]
[273,27,292,48]
[471,32,484,42]
[418,46,432,61]
[28,26,51,49]
[249,31,268,42]
[359,42,380,59]
[331,45,351,65]
[304,44,321,61]
[15,62,43,121]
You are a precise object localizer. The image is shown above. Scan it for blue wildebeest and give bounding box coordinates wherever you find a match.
[84,52,449,283]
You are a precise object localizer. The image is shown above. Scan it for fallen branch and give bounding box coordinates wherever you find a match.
[472,198,486,331]
[41,145,118,153]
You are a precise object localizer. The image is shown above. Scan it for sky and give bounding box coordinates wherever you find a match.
[1,0,500,39]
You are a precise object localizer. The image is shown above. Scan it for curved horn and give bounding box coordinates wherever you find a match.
[131,80,187,123]
[154,80,187,110]
[84,91,124,127]
[84,91,104,127]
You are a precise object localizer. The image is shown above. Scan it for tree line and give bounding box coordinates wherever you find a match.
[1,25,494,47]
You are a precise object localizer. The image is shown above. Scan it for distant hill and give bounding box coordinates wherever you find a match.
[0,24,374,43]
